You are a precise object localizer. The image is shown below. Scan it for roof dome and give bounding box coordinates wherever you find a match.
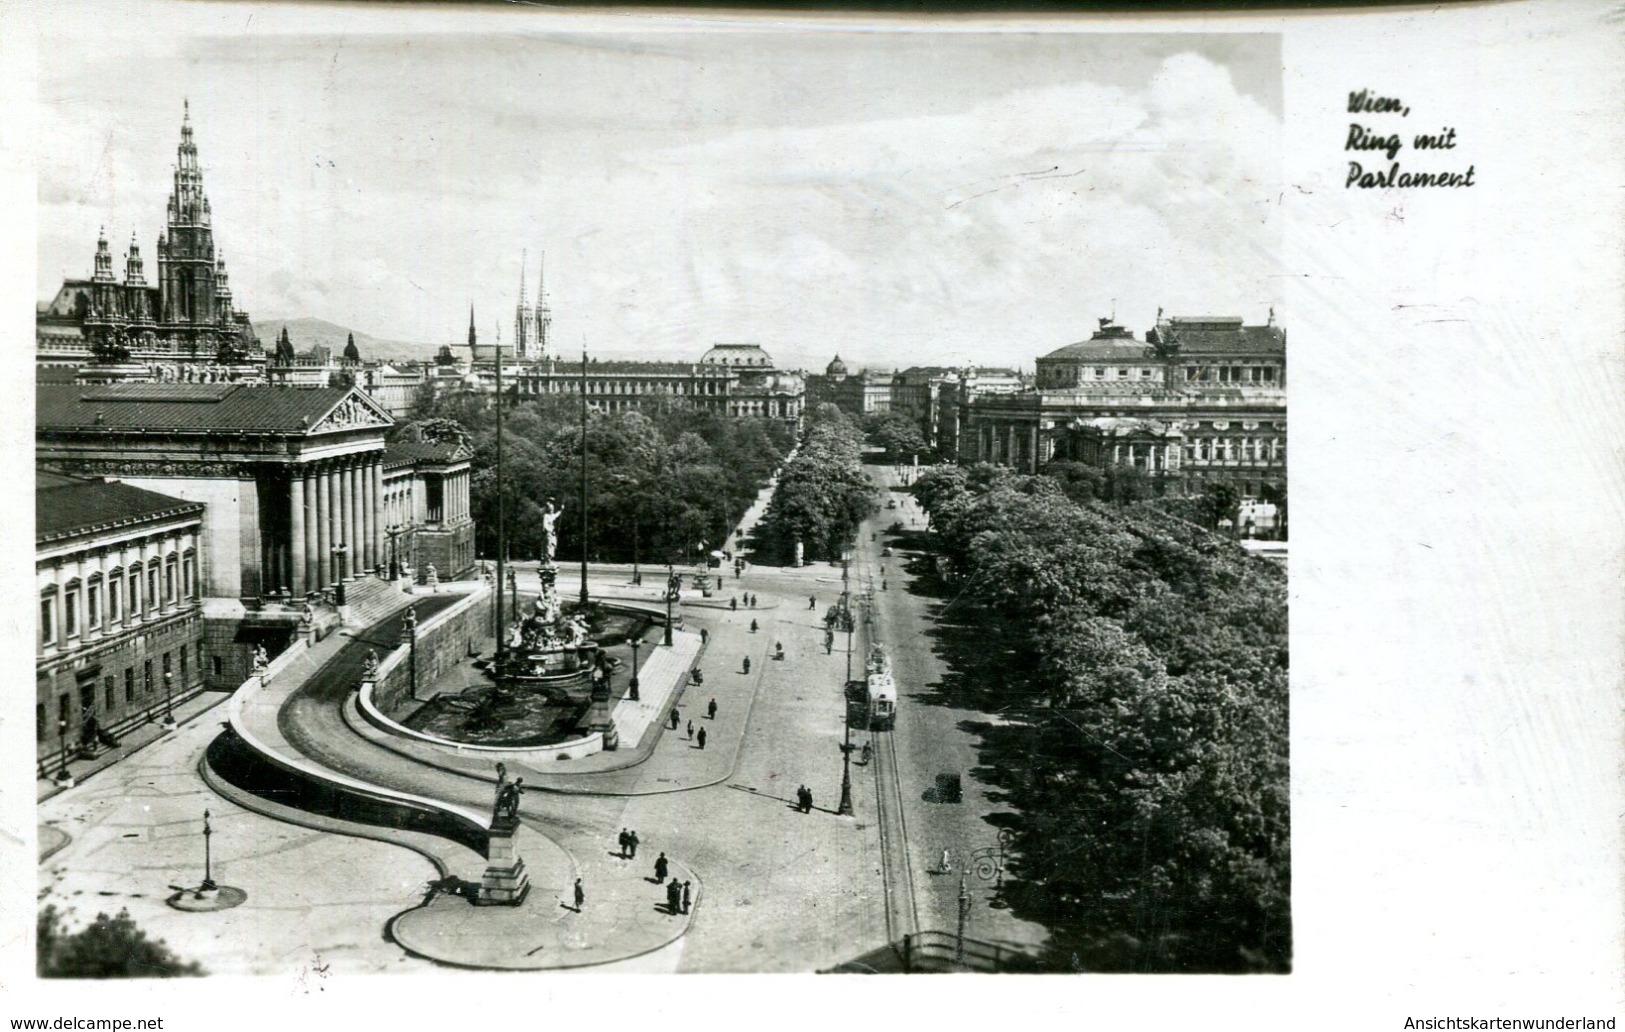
[826,354,848,376]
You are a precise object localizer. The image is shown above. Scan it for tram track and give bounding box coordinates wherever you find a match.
[856,520,920,948]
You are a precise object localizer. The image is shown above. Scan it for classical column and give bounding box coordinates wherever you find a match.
[334,461,350,578]
[290,474,307,597]
[347,462,362,578]
[370,460,384,572]
[316,464,332,589]
[303,469,318,591]
[360,459,374,574]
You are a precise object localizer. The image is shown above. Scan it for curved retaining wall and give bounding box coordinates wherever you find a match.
[223,595,494,855]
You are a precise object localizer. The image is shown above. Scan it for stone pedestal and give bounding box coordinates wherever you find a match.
[476,816,530,906]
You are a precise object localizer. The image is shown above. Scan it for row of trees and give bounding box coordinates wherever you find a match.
[861,411,932,464]
[911,463,1289,972]
[754,404,879,564]
[401,392,794,566]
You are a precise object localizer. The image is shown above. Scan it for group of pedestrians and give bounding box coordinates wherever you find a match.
[652,852,693,915]
[730,594,760,610]
[795,784,815,813]
[617,827,641,859]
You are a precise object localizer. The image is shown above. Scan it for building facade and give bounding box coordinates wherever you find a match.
[36,103,261,378]
[37,383,396,601]
[36,474,206,773]
[959,314,1286,499]
[382,439,476,580]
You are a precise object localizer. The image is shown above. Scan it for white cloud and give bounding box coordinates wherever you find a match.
[37,36,1281,370]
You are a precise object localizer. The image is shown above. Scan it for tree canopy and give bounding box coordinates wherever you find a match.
[400,393,792,565]
[910,462,1289,972]
[754,406,878,563]
[37,906,204,978]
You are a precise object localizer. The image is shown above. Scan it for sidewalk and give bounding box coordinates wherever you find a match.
[37,688,231,806]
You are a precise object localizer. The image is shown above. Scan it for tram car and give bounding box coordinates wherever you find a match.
[865,643,897,731]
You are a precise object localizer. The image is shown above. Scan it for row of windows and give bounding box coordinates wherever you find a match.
[37,642,202,740]
[1182,437,1286,463]
[1184,365,1279,384]
[40,553,197,648]
[520,378,731,397]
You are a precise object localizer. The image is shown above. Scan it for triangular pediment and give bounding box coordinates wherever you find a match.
[309,388,394,434]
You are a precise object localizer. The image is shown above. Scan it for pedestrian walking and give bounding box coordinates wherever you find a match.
[687,719,694,740]
[628,830,639,858]
[667,879,682,914]
[809,595,816,610]
[619,828,630,858]
[742,656,751,675]
[655,852,669,883]
[804,786,815,812]
[730,597,738,611]
[882,579,888,591]
[696,726,707,750]
[701,628,709,644]
[707,698,717,720]
[670,708,680,730]
[861,742,872,765]
[795,785,807,812]
[682,881,692,914]
[750,593,758,608]
[750,618,758,634]
[574,878,585,910]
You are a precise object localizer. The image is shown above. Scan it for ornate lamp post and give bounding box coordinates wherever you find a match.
[332,544,348,606]
[56,718,72,785]
[201,809,217,891]
[163,670,176,728]
[836,546,856,817]
[386,524,405,581]
[628,636,641,701]
[663,569,676,647]
[578,348,591,609]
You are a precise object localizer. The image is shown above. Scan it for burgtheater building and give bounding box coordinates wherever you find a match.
[959,313,1287,498]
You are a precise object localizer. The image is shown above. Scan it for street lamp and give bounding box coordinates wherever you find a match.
[386,524,405,580]
[163,670,175,728]
[663,572,676,647]
[628,636,641,701]
[956,870,970,968]
[201,809,217,891]
[56,718,72,785]
[332,544,348,606]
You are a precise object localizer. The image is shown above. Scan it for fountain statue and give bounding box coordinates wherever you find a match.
[541,498,563,563]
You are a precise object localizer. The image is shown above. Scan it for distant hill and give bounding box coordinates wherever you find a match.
[254,317,448,364]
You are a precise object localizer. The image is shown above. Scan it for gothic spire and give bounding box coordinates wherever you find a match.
[92,227,115,283]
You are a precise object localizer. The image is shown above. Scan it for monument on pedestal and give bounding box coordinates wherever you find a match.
[477,765,531,906]
[582,651,620,750]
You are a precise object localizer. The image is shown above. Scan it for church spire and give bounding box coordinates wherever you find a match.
[468,303,477,349]
[534,250,552,360]
[514,249,531,356]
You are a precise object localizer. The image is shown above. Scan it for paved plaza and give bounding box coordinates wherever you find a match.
[36,470,1047,973]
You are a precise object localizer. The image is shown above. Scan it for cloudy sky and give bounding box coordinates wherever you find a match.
[36,14,1281,372]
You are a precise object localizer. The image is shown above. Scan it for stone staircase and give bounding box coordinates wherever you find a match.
[338,576,418,631]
